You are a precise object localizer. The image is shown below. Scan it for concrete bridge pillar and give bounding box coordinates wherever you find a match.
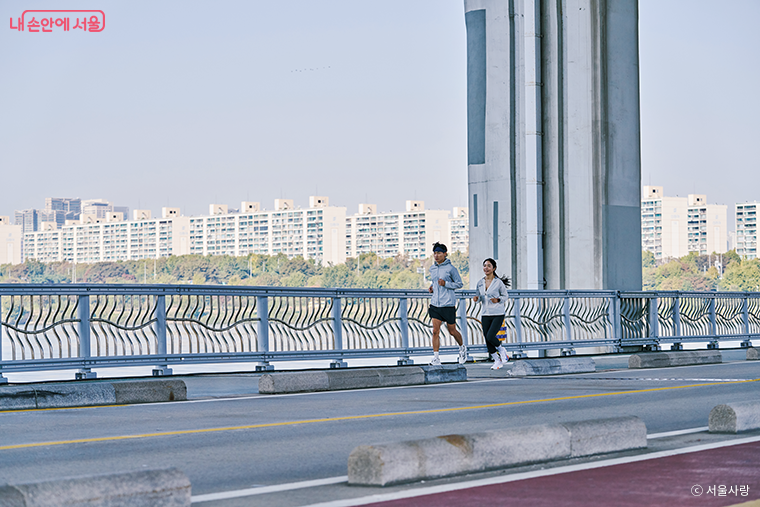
[465,0,642,290]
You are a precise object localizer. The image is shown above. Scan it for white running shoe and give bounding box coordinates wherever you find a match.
[498,346,509,364]
[490,352,504,370]
[458,345,467,364]
[429,356,442,366]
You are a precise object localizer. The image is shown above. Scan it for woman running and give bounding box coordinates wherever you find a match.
[473,258,511,369]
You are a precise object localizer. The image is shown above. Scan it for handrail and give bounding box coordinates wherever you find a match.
[1,285,757,381]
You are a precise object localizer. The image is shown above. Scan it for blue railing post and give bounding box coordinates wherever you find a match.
[457,299,472,362]
[152,295,172,376]
[741,296,751,348]
[561,294,575,356]
[647,297,660,351]
[707,296,719,349]
[397,298,413,365]
[610,294,622,351]
[255,296,273,371]
[671,295,683,350]
[330,297,347,368]
[0,297,6,384]
[76,294,96,379]
[512,296,526,359]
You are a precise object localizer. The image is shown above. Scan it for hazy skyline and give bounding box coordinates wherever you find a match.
[2,1,758,227]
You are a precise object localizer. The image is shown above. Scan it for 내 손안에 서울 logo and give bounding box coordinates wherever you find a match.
[9,10,105,33]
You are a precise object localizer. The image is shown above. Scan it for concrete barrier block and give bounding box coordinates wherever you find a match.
[375,367,425,387]
[258,371,330,394]
[34,384,116,409]
[709,401,760,433]
[561,416,647,457]
[510,357,596,376]
[0,386,41,411]
[327,369,382,390]
[112,380,187,404]
[748,347,759,360]
[0,468,190,507]
[348,424,568,486]
[420,364,467,383]
[629,350,722,369]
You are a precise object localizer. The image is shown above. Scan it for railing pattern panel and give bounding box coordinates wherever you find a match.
[620,297,650,341]
[1,295,79,360]
[569,297,613,341]
[515,297,565,343]
[166,294,259,354]
[656,297,676,338]
[677,296,710,337]
[713,296,745,337]
[342,297,402,350]
[91,295,157,356]
[268,296,333,352]
[750,298,760,334]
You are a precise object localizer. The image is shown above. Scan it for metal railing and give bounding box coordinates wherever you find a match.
[1,285,758,381]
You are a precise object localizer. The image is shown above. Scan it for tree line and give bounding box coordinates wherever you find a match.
[2,249,759,291]
[0,252,470,289]
[643,250,760,292]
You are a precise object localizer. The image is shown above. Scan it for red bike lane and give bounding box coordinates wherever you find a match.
[367,441,760,507]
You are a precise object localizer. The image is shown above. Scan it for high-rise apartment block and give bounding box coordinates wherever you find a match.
[21,197,470,266]
[24,208,191,263]
[736,202,758,259]
[189,197,346,265]
[345,201,453,260]
[641,186,727,260]
[0,217,22,265]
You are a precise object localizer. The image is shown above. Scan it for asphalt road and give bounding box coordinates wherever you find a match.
[1,350,758,506]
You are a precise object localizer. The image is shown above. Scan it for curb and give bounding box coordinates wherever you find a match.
[748,347,759,360]
[0,379,187,411]
[628,350,722,369]
[347,416,646,486]
[709,401,760,433]
[259,365,466,394]
[509,357,596,376]
[0,468,190,507]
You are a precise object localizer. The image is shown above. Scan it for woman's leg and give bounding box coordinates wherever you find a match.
[481,315,502,355]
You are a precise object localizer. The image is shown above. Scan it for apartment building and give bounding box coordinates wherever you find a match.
[736,202,758,259]
[345,201,452,259]
[450,207,469,254]
[641,186,727,260]
[23,209,190,263]
[189,197,346,265]
[686,194,727,256]
[0,217,22,265]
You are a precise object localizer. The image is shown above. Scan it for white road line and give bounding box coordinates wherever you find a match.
[647,426,708,439]
[191,475,348,503]
[173,377,515,405]
[300,435,760,507]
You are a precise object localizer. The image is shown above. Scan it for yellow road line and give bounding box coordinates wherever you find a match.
[1,378,757,451]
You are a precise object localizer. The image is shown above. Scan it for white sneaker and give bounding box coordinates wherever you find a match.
[498,346,509,364]
[490,352,504,370]
[458,345,467,364]
[429,356,442,366]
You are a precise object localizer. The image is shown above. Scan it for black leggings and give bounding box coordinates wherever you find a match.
[481,315,505,355]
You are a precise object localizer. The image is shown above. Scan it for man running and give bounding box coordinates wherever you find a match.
[427,242,466,365]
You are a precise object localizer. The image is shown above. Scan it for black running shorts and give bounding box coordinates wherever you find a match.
[428,305,457,325]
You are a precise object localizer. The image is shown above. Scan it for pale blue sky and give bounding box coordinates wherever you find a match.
[1,1,758,226]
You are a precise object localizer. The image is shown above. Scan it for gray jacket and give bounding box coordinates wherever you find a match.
[429,258,463,307]
[475,276,509,316]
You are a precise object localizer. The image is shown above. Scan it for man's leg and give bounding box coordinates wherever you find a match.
[447,323,463,346]
[432,319,442,352]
